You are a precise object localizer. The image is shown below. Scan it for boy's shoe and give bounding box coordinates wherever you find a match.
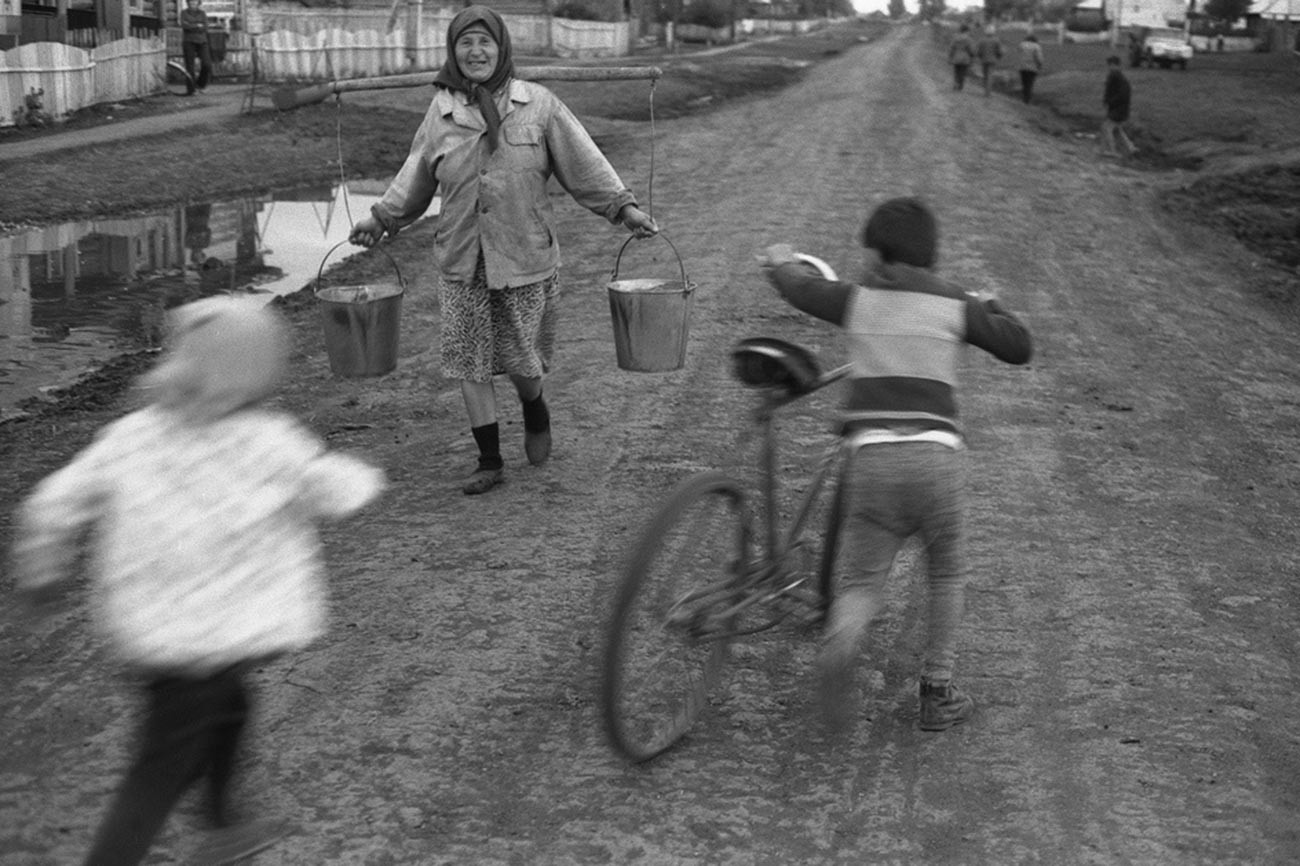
[462,466,503,495]
[918,679,975,731]
[195,819,286,865]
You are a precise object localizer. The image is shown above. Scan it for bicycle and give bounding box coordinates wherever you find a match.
[162,58,195,97]
[600,336,862,763]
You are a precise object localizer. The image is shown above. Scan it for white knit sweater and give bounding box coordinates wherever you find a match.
[14,405,385,674]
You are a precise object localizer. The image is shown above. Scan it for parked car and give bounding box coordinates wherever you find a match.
[1132,26,1193,69]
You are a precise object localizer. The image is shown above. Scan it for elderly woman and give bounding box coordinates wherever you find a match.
[350,5,658,495]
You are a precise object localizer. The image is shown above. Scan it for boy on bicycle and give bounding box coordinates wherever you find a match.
[758,197,1032,732]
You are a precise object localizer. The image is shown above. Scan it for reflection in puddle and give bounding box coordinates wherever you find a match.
[0,182,434,418]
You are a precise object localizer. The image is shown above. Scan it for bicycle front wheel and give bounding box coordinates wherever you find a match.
[601,471,752,763]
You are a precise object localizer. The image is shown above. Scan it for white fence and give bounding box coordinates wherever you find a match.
[1,38,166,128]
[552,18,628,58]
[5,9,828,125]
[93,37,165,103]
[250,13,623,81]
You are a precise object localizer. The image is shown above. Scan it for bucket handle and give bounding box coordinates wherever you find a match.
[611,231,689,289]
[315,240,406,291]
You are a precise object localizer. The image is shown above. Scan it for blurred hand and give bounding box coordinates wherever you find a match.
[619,205,659,239]
[349,216,384,248]
[756,243,798,270]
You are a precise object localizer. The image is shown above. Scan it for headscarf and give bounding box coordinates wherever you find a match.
[142,296,289,424]
[432,5,515,153]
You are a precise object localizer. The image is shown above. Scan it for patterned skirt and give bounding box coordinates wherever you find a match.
[439,257,560,383]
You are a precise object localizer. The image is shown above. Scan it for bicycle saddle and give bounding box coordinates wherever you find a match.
[731,337,823,395]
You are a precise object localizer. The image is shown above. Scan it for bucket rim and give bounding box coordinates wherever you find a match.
[607,279,697,295]
[316,283,405,303]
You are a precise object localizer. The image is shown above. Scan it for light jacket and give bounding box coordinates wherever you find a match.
[1018,39,1044,71]
[949,33,975,65]
[976,35,1004,65]
[13,406,385,674]
[373,79,637,289]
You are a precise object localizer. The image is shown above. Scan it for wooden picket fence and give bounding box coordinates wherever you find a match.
[0,14,634,126]
[0,37,166,128]
[249,13,626,82]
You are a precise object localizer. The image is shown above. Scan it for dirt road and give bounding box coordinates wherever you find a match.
[4,25,1298,865]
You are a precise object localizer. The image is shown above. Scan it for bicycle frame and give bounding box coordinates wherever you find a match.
[687,363,854,637]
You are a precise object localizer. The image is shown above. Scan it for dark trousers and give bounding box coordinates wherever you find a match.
[182,40,212,92]
[83,667,251,866]
[952,62,970,90]
[1019,69,1038,103]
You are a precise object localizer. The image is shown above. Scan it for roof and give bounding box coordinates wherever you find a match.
[1249,0,1297,17]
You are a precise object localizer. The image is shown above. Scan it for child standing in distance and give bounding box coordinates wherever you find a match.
[180,0,213,94]
[11,297,385,865]
[1101,54,1136,157]
[758,198,1032,733]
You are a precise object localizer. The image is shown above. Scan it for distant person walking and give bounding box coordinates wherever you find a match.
[948,24,976,91]
[1017,33,1044,104]
[1101,55,1136,157]
[180,0,213,95]
[975,25,1004,97]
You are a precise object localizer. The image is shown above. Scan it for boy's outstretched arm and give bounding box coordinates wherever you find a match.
[965,296,1034,365]
[758,244,852,325]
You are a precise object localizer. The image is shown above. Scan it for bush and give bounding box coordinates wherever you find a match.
[680,0,731,29]
[552,1,602,20]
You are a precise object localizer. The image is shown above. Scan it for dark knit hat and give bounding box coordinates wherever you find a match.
[860,197,938,268]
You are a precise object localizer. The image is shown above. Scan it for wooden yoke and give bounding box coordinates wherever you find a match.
[271,66,662,110]
[333,65,663,93]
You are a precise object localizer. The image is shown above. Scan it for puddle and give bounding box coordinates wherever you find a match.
[0,181,435,419]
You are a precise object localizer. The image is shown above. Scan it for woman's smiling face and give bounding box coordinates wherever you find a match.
[454,26,499,83]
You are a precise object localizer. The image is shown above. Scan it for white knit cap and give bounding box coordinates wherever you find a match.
[143,296,289,422]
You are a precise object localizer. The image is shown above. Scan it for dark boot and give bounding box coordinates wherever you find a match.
[465,424,504,495]
[521,392,552,466]
[919,679,975,731]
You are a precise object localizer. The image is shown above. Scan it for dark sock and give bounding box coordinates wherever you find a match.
[521,392,550,434]
[471,423,503,471]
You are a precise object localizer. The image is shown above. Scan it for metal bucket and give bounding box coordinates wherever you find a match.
[314,240,405,378]
[607,233,696,373]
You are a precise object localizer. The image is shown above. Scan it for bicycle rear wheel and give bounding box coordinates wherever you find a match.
[601,471,752,763]
[163,60,194,96]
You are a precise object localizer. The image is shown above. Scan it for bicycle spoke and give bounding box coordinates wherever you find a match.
[601,472,751,762]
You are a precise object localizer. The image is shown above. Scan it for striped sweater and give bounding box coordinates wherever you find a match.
[768,260,1033,438]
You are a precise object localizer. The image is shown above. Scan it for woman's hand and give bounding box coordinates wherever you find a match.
[619,205,659,240]
[349,216,385,248]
